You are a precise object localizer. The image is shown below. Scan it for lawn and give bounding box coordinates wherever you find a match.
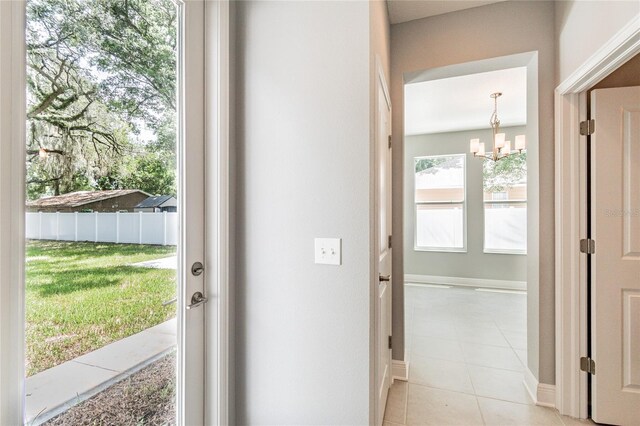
[26,240,177,377]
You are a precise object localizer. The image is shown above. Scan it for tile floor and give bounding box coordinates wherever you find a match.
[384,284,594,426]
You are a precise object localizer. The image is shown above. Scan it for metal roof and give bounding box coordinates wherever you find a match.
[134,195,176,209]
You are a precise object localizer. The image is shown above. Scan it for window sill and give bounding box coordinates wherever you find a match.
[414,246,467,253]
[483,249,527,255]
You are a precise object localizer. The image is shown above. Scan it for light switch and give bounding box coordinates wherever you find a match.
[314,238,342,265]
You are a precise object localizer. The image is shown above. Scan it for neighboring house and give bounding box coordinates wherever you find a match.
[134,195,177,213]
[26,190,151,213]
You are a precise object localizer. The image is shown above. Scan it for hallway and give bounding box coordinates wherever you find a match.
[384,284,589,425]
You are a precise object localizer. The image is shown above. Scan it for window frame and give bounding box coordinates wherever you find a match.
[413,153,467,253]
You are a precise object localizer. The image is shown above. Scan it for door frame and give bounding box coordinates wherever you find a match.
[554,18,640,419]
[0,1,232,424]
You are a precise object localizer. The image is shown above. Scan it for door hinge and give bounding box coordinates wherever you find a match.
[580,119,595,136]
[388,235,392,249]
[580,356,596,374]
[580,238,596,254]
[388,335,392,349]
[388,135,392,149]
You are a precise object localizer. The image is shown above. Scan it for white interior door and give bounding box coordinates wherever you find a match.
[591,86,640,425]
[376,65,392,426]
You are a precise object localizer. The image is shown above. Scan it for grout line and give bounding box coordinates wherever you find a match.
[474,394,487,426]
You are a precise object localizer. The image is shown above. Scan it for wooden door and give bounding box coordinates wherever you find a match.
[591,86,640,425]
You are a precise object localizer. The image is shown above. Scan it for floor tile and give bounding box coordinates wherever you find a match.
[515,348,528,367]
[478,396,564,425]
[406,384,484,426]
[502,329,528,350]
[455,324,510,347]
[461,341,523,371]
[409,355,474,394]
[384,380,407,424]
[411,335,464,362]
[412,319,457,340]
[468,365,533,405]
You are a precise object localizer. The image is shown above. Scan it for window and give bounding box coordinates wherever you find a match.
[483,153,527,254]
[414,154,466,251]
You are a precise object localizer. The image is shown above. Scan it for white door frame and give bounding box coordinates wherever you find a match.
[204,1,232,425]
[0,1,232,424]
[554,18,640,419]
[0,2,27,424]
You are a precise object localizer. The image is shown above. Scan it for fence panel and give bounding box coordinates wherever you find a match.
[26,212,177,246]
[58,213,76,241]
[118,213,140,244]
[96,213,117,243]
[140,213,165,245]
[76,213,96,242]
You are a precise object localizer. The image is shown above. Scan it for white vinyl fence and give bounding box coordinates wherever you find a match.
[26,212,178,245]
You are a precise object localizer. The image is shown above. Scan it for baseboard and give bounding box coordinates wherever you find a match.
[537,383,556,408]
[404,274,526,291]
[392,359,409,381]
[524,368,556,408]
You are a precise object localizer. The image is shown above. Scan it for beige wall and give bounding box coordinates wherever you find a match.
[405,127,528,283]
[591,53,640,90]
[555,0,640,85]
[390,0,555,383]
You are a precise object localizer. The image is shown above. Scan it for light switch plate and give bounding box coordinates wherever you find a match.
[314,238,341,265]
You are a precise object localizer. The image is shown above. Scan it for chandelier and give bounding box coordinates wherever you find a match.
[469,92,526,161]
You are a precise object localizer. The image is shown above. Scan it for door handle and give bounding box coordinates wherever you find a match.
[186,291,208,310]
[379,274,391,282]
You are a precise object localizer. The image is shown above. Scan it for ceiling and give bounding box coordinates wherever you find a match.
[404,67,527,136]
[387,0,507,24]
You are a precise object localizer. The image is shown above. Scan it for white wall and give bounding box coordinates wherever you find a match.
[391,0,555,384]
[555,0,640,85]
[234,1,374,423]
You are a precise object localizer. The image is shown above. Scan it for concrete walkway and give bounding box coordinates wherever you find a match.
[26,319,176,425]
[130,255,177,270]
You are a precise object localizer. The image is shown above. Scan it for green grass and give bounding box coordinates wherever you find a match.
[26,240,177,377]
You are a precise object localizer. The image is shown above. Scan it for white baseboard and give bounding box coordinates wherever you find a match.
[537,383,556,408]
[524,368,556,408]
[392,359,409,381]
[405,274,526,291]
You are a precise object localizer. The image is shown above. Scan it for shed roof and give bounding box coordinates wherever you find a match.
[26,190,150,209]
[134,195,176,209]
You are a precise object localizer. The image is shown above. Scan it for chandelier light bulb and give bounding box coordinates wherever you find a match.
[470,138,480,153]
[503,141,511,156]
[494,133,505,149]
[515,134,526,151]
[478,143,486,156]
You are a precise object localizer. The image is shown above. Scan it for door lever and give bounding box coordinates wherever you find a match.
[379,274,391,282]
[186,291,208,310]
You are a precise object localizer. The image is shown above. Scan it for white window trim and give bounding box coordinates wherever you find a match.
[413,153,467,253]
